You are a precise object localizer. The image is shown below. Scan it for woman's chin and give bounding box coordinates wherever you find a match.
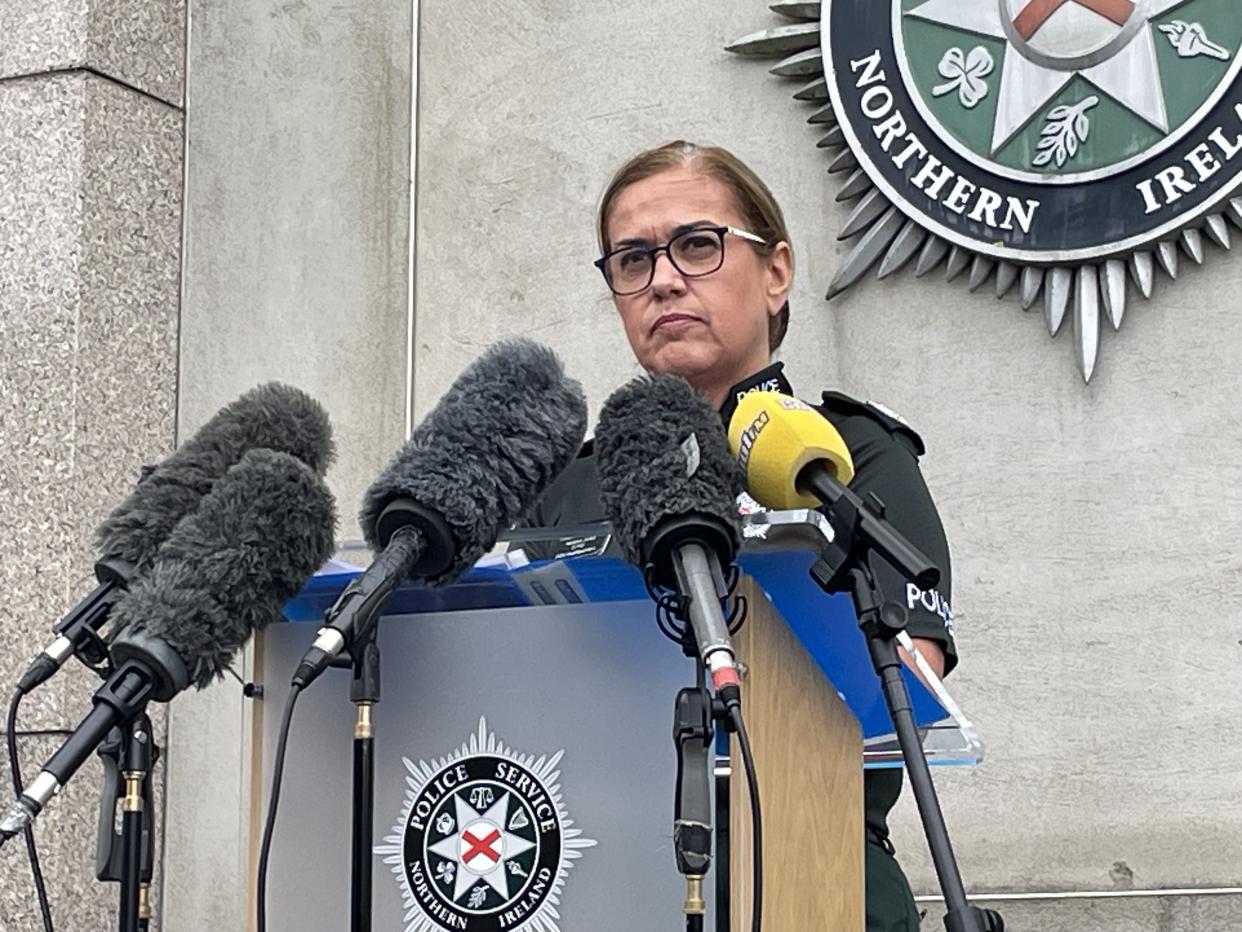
[644,343,722,381]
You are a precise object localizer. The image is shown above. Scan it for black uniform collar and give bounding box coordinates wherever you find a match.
[577,363,794,459]
[718,362,794,427]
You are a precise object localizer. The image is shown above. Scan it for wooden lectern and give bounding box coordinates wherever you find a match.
[730,577,863,931]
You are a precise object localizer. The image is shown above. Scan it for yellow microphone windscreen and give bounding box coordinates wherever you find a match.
[726,392,855,510]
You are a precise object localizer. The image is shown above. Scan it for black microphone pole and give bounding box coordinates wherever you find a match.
[802,469,1003,932]
[349,627,380,932]
[95,714,157,932]
[294,518,433,932]
[118,715,153,932]
[673,660,714,932]
[648,521,748,932]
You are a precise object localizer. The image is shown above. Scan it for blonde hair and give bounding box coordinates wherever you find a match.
[597,141,793,351]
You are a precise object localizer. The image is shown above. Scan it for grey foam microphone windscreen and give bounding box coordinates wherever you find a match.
[358,339,587,585]
[94,382,335,569]
[109,447,337,689]
[594,374,743,568]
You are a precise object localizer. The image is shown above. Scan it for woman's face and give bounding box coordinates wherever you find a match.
[605,167,792,401]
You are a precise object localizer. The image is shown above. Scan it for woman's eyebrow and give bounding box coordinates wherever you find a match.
[613,219,717,248]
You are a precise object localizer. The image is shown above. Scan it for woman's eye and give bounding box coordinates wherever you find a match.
[618,249,649,269]
[679,234,717,255]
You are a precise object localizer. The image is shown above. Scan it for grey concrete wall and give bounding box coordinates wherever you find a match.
[0,2,184,927]
[162,0,413,928]
[413,1,1242,929]
[32,0,1224,927]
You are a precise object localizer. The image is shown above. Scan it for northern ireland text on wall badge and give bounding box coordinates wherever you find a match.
[730,0,1242,380]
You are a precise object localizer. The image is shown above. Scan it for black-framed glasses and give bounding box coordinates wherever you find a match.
[593,225,767,296]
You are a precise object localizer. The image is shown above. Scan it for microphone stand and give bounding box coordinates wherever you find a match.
[646,528,750,932]
[300,522,435,931]
[95,714,157,932]
[806,485,1003,932]
[344,624,381,932]
[673,659,714,932]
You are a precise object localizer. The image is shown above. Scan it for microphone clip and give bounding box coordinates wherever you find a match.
[672,685,714,877]
[643,561,747,654]
[807,484,873,595]
[61,622,114,679]
[18,564,133,694]
[95,715,158,885]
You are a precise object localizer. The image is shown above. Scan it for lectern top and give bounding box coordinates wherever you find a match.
[280,513,980,757]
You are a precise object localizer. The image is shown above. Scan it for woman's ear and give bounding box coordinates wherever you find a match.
[765,241,793,315]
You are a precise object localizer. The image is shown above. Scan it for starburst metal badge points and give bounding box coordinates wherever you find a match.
[729,0,1242,380]
[374,719,596,932]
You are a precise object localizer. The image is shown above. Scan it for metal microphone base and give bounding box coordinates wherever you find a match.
[683,874,707,932]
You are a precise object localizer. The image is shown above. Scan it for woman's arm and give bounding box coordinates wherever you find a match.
[826,400,959,678]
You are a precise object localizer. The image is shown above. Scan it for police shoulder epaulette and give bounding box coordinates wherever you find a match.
[818,391,926,456]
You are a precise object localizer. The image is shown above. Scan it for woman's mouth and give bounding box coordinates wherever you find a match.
[651,314,704,335]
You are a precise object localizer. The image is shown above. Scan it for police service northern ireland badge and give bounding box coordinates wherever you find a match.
[374,718,596,931]
[729,0,1242,379]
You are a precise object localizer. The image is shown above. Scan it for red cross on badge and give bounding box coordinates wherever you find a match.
[1013,0,1136,40]
[461,828,502,865]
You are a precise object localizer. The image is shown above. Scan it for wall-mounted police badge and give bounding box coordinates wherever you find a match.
[729,1,1242,380]
[373,718,597,931]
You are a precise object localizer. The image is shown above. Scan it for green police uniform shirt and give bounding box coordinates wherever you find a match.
[523,362,958,837]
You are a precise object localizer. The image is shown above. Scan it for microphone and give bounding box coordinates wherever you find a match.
[727,390,854,509]
[291,339,588,688]
[726,391,938,589]
[0,448,337,843]
[17,383,335,694]
[594,374,745,704]
[728,399,998,932]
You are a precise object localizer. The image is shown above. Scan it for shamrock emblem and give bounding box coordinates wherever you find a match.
[932,46,995,109]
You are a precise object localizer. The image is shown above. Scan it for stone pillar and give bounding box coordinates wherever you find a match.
[0,3,186,931]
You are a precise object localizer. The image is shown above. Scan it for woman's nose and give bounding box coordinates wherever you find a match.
[649,251,686,296]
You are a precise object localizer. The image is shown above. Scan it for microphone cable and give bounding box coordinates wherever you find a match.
[256,684,303,932]
[729,704,762,932]
[7,687,55,932]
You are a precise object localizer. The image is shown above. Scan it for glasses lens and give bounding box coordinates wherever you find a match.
[605,247,654,295]
[670,229,724,277]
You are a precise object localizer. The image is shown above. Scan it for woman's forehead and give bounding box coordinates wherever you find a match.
[608,168,741,240]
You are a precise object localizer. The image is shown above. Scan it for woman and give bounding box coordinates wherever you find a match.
[531,141,957,931]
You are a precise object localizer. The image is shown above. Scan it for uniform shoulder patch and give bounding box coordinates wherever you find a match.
[818,391,926,457]
[865,400,910,430]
